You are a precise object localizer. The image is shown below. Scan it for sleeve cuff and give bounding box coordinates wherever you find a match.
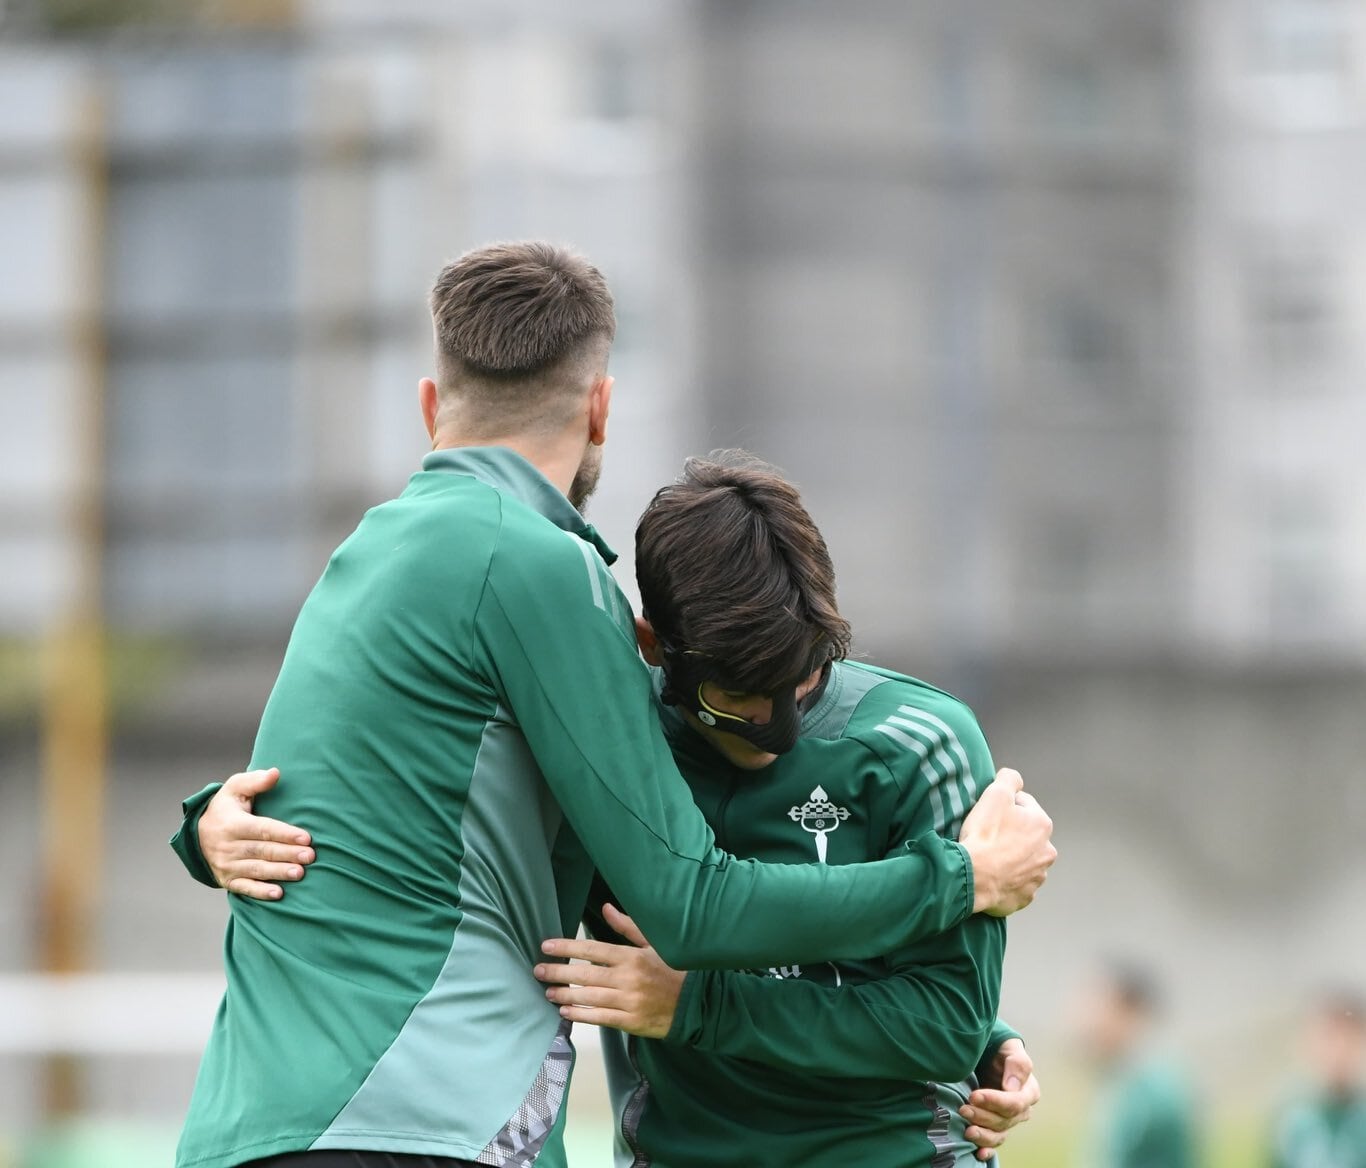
[950,838,974,924]
[168,782,224,889]
[900,832,974,932]
[664,970,708,1046]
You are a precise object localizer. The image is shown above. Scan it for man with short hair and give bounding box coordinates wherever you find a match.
[171,242,1056,1168]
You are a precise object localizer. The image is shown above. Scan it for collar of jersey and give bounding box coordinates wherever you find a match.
[422,445,617,565]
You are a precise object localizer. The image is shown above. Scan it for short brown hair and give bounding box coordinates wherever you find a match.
[429,241,616,432]
[635,452,852,694]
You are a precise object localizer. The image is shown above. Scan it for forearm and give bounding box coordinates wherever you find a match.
[485,582,974,969]
[168,782,224,887]
[668,915,1005,1079]
[617,834,974,970]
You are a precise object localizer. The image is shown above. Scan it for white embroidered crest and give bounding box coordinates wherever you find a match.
[787,784,850,863]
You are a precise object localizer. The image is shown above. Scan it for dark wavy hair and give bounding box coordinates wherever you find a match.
[635,451,852,694]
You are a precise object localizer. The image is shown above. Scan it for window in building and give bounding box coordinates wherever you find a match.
[1253,0,1352,77]
[586,38,654,123]
[1244,240,1336,384]
[102,49,308,631]
[1250,0,1356,125]
[1260,491,1337,640]
[1035,56,1110,140]
[1015,508,1103,641]
[1033,285,1130,394]
[1056,297,1125,370]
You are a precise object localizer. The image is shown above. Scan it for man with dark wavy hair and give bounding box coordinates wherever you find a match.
[532,454,1034,1166]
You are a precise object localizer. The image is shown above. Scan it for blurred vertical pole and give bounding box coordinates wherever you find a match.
[38,73,111,1120]
[936,0,991,698]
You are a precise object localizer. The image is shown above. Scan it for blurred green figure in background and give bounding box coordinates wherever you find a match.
[1077,961,1197,1168]
[1270,989,1366,1168]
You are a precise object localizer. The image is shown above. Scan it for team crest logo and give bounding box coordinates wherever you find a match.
[788,785,849,863]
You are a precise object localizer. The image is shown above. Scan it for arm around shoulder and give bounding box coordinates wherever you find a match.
[477,539,976,968]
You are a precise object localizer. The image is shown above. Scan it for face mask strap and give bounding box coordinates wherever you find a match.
[659,643,819,755]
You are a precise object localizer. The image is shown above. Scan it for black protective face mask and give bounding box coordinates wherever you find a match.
[658,645,830,756]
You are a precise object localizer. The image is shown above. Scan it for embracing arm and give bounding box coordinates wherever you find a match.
[668,963,1041,1164]
[477,537,988,970]
[541,903,1034,1164]
[655,700,1009,1075]
[171,536,1053,947]
[667,911,1003,1082]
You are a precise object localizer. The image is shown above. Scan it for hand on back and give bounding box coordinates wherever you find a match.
[198,768,315,899]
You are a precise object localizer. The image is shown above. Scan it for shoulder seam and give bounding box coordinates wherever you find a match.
[470,487,506,664]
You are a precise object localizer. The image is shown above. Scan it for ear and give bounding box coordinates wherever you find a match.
[635,616,664,666]
[419,378,440,441]
[587,374,613,446]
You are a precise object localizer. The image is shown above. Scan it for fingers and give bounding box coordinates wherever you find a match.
[964,1069,1039,1143]
[222,768,281,799]
[962,769,1030,837]
[214,770,312,846]
[601,903,650,949]
[963,1093,1031,1126]
[229,859,307,884]
[230,839,315,866]
[993,767,1023,795]
[534,960,625,989]
[967,1123,1008,1152]
[552,1004,635,1031]
[243,815,313,848]
[999,1050,1038,1099]
[542,983,628,1010]
[541,981,665,1038]
[224,877,286,901]
[541,936,634,965]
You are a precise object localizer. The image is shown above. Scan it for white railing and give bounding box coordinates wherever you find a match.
[0,975,224,1055]
[0,973,606,1059]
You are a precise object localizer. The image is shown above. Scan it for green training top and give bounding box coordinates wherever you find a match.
[591,661,1009,1168]
[1087,1052,1196,1168]
[1270,1088,1366,1168]
[170,447,976,1168]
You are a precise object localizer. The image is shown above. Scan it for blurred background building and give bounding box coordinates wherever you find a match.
[1,1,1363,1165]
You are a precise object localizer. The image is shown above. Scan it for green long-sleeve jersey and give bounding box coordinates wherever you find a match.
[1270,1089,1366,1168]
[1084,1053,1196,1168]
[171,447,977,1168]
[591,662,1008,1168]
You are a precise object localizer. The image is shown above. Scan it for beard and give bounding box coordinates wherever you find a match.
[568,443,604,513]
